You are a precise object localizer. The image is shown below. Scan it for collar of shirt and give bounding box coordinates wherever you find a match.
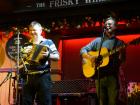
[104,34,116,40]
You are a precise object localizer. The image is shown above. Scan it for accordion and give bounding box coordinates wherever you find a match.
[26,44,49,65]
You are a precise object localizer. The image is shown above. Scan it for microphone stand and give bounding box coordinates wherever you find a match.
[19,53,28,83]
[15,30,20,105]
[95,30,105,105]
[15,29,29,105]
[8,71,12,105]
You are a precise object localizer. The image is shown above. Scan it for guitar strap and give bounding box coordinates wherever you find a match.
[113,37,118,49]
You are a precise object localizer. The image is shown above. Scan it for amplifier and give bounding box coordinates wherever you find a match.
[51,79,96,95]
[51,79,97,105]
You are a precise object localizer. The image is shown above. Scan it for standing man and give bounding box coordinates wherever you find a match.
[80,16,126,105]
[21,21,59,105]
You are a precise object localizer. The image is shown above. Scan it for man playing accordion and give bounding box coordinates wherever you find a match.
[21,21,59,105]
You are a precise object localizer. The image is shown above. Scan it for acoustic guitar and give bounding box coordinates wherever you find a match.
[82,37,140,78]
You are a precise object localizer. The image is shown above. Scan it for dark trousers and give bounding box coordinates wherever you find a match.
[22,73,52,105]
[95,75,119,105]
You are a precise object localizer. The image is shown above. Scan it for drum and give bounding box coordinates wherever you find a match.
[26,44,48,65]
[6,34,29,61]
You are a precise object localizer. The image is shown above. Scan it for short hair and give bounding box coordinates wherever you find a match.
[29,21,42,28]
[104,16,117,26]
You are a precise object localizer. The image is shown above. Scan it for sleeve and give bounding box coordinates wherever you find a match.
[80,38,99,55]
[47,39,60,60]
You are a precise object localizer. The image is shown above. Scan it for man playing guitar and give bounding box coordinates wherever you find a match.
[80,16,126,105]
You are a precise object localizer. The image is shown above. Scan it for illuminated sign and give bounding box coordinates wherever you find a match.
[15,0,126,12]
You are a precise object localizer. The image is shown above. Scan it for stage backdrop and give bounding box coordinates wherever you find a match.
[61,34,140,82]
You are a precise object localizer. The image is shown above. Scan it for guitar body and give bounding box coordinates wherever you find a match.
[82,47,109,78]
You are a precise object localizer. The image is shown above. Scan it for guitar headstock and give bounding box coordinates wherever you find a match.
[129,37,140,45]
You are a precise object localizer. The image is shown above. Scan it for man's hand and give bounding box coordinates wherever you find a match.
[82,53,96,64]
[21,45,33,54]
[41,51,50,57]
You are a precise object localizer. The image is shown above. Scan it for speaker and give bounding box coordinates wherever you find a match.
[51,79,97,105]
[51,79,96,94]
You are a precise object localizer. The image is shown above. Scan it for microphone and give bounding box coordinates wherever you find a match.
[42,27,51,33]
[104,26,108,31]
[103,26,111,33]
[103,27,107,34]
[11,27,18,31]
[102,27,108,38]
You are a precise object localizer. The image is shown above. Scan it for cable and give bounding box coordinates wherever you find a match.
[0,72,12,87]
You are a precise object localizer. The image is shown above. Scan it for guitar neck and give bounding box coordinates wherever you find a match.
[103,44,126,57]
[105,37,140,57]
